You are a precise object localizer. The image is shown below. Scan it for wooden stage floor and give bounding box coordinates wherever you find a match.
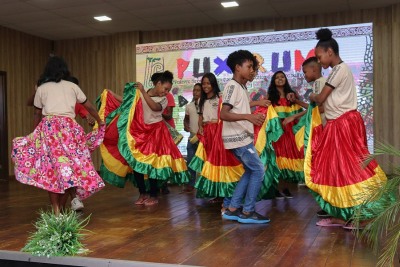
[0,178,385,267]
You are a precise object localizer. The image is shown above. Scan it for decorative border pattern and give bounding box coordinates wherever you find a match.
[136,25,372,54]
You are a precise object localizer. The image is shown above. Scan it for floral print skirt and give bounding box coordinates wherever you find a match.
[11,116,105,199]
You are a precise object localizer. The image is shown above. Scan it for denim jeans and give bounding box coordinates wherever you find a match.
[228,143,264,213]
[186,140,199,186]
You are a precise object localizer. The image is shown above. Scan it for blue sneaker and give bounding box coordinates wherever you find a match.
[222,209,241,221]
[238,212,270,224]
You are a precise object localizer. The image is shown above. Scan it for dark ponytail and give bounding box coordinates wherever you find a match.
[316,28,339,55]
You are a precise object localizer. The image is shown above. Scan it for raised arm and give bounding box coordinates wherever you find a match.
[107,89,123,103]
[135,83,162,112]
[82,100,104,126]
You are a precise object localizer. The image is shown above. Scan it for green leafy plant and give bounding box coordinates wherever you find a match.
[22,209,91,257]
[352,143,400,267]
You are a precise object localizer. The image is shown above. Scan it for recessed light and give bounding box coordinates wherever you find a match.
[221,1,239,8]
[94,16,112,21]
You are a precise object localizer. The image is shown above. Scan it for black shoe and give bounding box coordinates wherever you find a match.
[275,191,284,200]
[238,211,270,224]
[282,189,293,199]
[317,210,331,218]
[222,208,242,221]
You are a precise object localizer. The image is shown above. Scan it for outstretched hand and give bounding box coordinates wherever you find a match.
[282,116,295,127]
[248,113,265,126]
[287,92,296,102]
[86,116,95,127]
[258,99,271,107]
[134,82,145,92]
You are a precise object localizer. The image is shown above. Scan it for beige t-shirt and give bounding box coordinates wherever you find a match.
[221,80,254,149]
[313,76,327,125]
[324,62,357,120]
[202,97,219,123]
[140,93,168,124]
[185,100,199,134]
[34,80,87,118]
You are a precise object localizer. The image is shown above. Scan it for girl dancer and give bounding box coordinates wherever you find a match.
[12,56,105,215]
[304,28,388,228]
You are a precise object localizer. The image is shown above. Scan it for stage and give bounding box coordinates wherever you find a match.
[0,178,379,267]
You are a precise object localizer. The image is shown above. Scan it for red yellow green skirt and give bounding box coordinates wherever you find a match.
[272,101,305,183]
[97,84,189,187]
[189,122,243,198]
[97,90,134,187]
[299,104,388,221]
[189,105,283,199]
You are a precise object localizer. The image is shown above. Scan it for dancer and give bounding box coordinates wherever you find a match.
[98,71,189,206]
[268,71,304,199]
[12,56,105,215]
[183,83,202,192]
[221,50,270,224]
[189,73,241,203]
[304,28,388,228]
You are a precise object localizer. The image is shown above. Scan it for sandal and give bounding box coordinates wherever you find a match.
[316,218,345,227]
[134,195,149,205]
[144,198,159,206]
[208,197,223,204]
[342,222,367,230]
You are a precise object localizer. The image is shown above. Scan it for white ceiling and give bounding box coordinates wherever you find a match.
[0,0,398,40]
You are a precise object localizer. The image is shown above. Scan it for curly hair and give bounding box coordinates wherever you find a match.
[37,56,70,86]
[226,50,258,73]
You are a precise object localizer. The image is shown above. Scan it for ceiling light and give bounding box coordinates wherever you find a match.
[221,1,239,8]
[94,16,112,21]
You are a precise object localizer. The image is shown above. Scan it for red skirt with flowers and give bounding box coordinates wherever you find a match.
[12,116,105,199]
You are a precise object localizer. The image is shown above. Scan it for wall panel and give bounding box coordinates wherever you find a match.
[0,26,51,176]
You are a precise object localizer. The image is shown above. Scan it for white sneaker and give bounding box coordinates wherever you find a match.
[71,197,84,211]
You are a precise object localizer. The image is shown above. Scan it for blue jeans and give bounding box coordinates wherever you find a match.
[186,140,198,186]
[227,143,264,213]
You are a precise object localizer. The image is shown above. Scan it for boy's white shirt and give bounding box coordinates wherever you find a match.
[221,80,254,150]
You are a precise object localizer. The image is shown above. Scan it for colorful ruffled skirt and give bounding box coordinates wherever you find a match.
[253,106,284,199]
[98,84,189,187]
[97,90,135,187]
[190,105,283,200]
[12,116,105,199]
[299,104,388,221]
[273,101,305,183]
[190,122,244,198]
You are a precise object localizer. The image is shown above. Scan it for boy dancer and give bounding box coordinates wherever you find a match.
[221,50,270,224]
